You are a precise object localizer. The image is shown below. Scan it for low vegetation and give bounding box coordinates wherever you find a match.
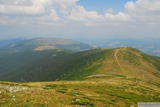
[1,76,160,107]
[0,47,160,106]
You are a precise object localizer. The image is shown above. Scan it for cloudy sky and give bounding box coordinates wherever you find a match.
[0,0,160,40]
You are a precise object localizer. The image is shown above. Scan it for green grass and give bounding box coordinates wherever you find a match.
[1,77,160,107]
[0,47,160,107]
[0,48,109,82]
[45,84,58,89]
[0,47,160,83]
[57,88,67,93]
[71,98,95,106]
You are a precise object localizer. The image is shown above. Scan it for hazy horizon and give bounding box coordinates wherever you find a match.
[0,0,160,40]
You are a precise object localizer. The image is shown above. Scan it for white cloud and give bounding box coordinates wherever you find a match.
[0,0,104,26]
[125,0,160,23]
[105,12,131,22]
[0,0,63,24]
[125,0,160,12]
[0,0,160,29]
[0,5,45,15]
[103,0,160,24]
[65,5,104,26]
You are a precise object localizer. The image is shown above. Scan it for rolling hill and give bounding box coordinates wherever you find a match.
[0,47,160,107]
[0,46,160,84]
[0,38,24,49]
[0,37,92,57]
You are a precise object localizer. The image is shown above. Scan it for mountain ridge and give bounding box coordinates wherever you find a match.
[0,43,160,106]
[0,46,160,84]
[0,37,92,57]
[88,38,160,56]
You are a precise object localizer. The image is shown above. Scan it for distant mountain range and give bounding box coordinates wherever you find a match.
[0,38,159,84]
[90,38,160,56]
[0,38,25,49]
[0,37,92,57]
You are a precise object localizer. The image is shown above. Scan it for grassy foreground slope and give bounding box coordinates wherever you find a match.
[0,47,160,106]
[0,78,160,107]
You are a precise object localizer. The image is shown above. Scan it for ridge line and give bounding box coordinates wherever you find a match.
[115,48,125,74]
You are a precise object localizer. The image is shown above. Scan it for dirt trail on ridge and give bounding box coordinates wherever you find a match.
[115,48,125,74]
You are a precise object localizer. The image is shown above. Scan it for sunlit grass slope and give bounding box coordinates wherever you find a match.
[0,78,160,107]
[0,47,160,106]
[91,47,160,84]
[0,47,160,84]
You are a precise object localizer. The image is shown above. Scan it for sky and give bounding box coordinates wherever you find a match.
[0,0,160,41]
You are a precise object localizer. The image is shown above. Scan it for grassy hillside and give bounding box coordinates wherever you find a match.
[85,47,160,84]
[0,49,109,82]
[0,47,160,84]
[0,78,160,107]
[0,37,92,57]
[0,47,160,106]
[0,49,72,81]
